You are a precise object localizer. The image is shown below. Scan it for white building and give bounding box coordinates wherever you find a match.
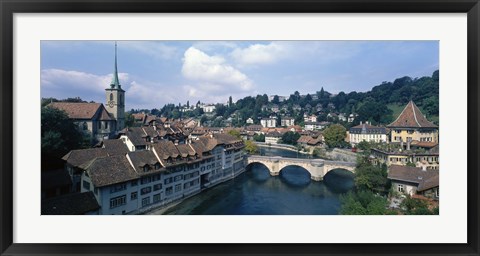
[202,104,216,113]
[280,117,295,127]
[304,121,329,131]
[348,121,387,147]
[260,118,277,128]
[67,134,246,215]
[246,118,254,124]
[265,131,282,144]
[304,115,317,123]
[348,113,358,123]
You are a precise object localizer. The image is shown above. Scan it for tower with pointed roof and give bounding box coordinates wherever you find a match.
[105,42,125,131]
[387,100,438,144]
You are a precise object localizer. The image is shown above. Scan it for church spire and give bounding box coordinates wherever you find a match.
[110,41,121,89]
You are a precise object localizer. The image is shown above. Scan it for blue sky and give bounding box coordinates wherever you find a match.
[41,41,439,110]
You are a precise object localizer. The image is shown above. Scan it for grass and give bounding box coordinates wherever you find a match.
[387,103,438,125]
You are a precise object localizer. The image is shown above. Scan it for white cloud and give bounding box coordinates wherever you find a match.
[41,69,130,96]
[119,41,178,60]
[231,42,286,66]
[41,68,186,110]
[182,47,254,92]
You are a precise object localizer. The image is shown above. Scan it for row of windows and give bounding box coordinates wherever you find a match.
[184,179,199,189]
[110,195,126,209]
[184,171,199,180]
[110,183,127,193]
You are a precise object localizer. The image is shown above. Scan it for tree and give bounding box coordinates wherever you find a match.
[41,107,87,170]
[354,158,389,193]
[281,131,301,145]
[229,96,233,107]
[400,195,436,215]
[244,140,259,154]
[227,129,241,139]
[272,95,280,104]
[125,112,135,127]
[340,190,388,215]
[200,116,208,125]
[253,133,265,142]
[186,100,190,108]
[312,148,326,158]
[323,124,347,148]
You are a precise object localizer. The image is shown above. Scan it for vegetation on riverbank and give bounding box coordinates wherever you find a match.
[340,152,439,215]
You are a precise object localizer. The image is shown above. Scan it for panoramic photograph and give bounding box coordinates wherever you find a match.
[40,40,439,215]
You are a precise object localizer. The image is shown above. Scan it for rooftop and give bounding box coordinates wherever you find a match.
[388,101,438,128]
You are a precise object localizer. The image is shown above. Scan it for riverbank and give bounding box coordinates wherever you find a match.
[255,142,311,155]
[144,167,248,215]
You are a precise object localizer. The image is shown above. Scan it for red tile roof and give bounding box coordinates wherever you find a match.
[388,101,437,128]
[48,102,114,121]
[48,102,108,120]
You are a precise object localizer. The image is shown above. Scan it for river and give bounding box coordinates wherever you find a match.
[154,147,355,215]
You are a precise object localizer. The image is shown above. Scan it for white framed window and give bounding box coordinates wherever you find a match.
[397,184,405,193]
[110,195,126,209]
[131,192,137,200]
[141,197,150,207]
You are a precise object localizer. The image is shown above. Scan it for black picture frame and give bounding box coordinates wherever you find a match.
[1,0,479,255]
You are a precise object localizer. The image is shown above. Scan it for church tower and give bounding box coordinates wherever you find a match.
[105,42,125,131]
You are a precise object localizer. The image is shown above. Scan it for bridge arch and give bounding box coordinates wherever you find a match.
[246,162,271,173]
[278,165,311,187]
[246,155,356,182]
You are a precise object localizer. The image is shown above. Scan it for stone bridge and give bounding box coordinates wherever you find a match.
[247,155,356,181]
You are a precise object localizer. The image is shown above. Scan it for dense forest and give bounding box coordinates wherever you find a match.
[142,70,439,127]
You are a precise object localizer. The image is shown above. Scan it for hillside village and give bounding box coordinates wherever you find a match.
[41,45,440,215]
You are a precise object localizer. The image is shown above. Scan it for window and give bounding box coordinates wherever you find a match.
[436,189,439,197]
[154,163,161,170]
[105,121,108,129]
[131,192,137,200]
[151,174,161,182]
[164,177,173,185]
[141,197,150,207]
[175,184,182,192]
[141,186,152,195]
[143,165,149,172]
[110,195,126,209]
[119,94,123,105]
[153,193,161,203]
[165,187,173,195]
[153,183,162,191]
[82,122,88,130]
[110,183,127,193]
[131,180,138,187]
[141,176,152,185]
[174,175,183,182]
[82,180,90,190]
[397,184,405,193]
[110,93,113,101]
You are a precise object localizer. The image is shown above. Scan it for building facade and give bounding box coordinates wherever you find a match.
[387,101,439,144]
[67,133,246,215]
[280,117,295,127]
[349,122,388,146]
[260,118,277,128]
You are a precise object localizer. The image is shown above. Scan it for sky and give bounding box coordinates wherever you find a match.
[41,41,439,110]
